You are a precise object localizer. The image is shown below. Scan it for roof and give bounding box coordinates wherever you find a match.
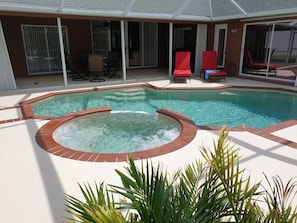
[0,0,297,21]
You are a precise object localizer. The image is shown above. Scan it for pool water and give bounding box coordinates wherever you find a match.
[53,111,181,153]
[32,87,297,129]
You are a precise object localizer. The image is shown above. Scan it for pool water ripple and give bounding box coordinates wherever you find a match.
[31,87,297,129]
[53,111,181,153]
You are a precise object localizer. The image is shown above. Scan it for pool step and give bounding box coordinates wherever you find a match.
[104,88,147,101]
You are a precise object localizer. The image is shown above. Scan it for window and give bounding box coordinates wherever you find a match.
[22,25,69,75]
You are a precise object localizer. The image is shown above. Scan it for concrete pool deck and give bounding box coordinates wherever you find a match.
[1,77,297,222]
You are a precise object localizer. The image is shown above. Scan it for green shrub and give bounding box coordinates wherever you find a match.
[65,127,297,223]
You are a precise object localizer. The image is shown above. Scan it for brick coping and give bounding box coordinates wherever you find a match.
[13,83,297,161]
[35,107,197,162]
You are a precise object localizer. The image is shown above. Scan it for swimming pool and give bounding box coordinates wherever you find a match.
[31,87,297,129]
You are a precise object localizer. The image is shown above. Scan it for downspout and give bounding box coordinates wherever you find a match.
[120,20,127,81]
[57,17,68,87]
[169,22,173,76]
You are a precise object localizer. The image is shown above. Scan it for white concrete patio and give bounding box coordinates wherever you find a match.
[1,77,297,223]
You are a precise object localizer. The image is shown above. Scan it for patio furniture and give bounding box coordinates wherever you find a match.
[88,54,105,82]
[107,51,121,78]
[65,53,88,81]
[173,51,192,81]
[244,48,278,75]
[201,51,227,81]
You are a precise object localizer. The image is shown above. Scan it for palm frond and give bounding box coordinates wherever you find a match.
[201,127,262,222]
[65,182,118,223]
[113,158,175,223]
[263,174,297,222]
[64,127,297,223]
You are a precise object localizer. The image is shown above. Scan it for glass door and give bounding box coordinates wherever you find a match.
[214,24,227,67]
[127,22,141,67]
[126,22,157,68]
[91,20,111,58]
[242,21,297,84]
[143,22,158,67]
[22,25,69,74]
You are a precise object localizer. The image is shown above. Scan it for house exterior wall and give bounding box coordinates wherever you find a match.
[207,21,243,76]
[2,14,295,81]
[62,19,92,70]
[225,21,243,76]
[0,16,92,78]
[0,16,175,78]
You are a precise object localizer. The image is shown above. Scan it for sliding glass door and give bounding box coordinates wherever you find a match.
[91,20,111,58]
[91,20,158,69]
[126,21,158,68]
[214,24,227,68]
[242,20,297,83]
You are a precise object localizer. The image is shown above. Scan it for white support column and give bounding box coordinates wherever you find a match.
[57,17,68,87]
[120,20,127,81]
[265,23,275,76]
[295,76,297,86]
[169,22,173,77]
[0,20,17,91]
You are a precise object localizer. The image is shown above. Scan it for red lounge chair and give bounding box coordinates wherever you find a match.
[173,51,192,81]
[201,51,227,81]
[245,49,278,75]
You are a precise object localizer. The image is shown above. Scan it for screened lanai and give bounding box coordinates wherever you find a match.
[1,0,297,21]
[1,0,297,91]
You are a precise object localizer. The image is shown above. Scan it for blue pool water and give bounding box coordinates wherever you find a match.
[53,111,181,153]
[32,87,297,129]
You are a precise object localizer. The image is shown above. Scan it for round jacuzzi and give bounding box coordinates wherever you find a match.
[35,107,197,162]
[53,111,181,153]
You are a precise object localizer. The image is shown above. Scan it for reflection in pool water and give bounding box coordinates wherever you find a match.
[53,111,181,153]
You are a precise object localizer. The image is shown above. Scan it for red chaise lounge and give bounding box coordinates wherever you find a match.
[245,49,278,75]
[201,51,227,81]
[173,51,192,81]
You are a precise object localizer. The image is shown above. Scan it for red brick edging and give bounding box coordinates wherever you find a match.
[15,83,297,160]
[35,107,197,162]
[0,106,25,124]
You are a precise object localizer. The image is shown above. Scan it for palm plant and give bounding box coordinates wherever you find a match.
[262,175,297,223]
[65,182,126,223]
[113,158,223,223]
[64,127,297,223]
[113,159,178,223]
[113,128,263,222]
[200,129,263,222]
